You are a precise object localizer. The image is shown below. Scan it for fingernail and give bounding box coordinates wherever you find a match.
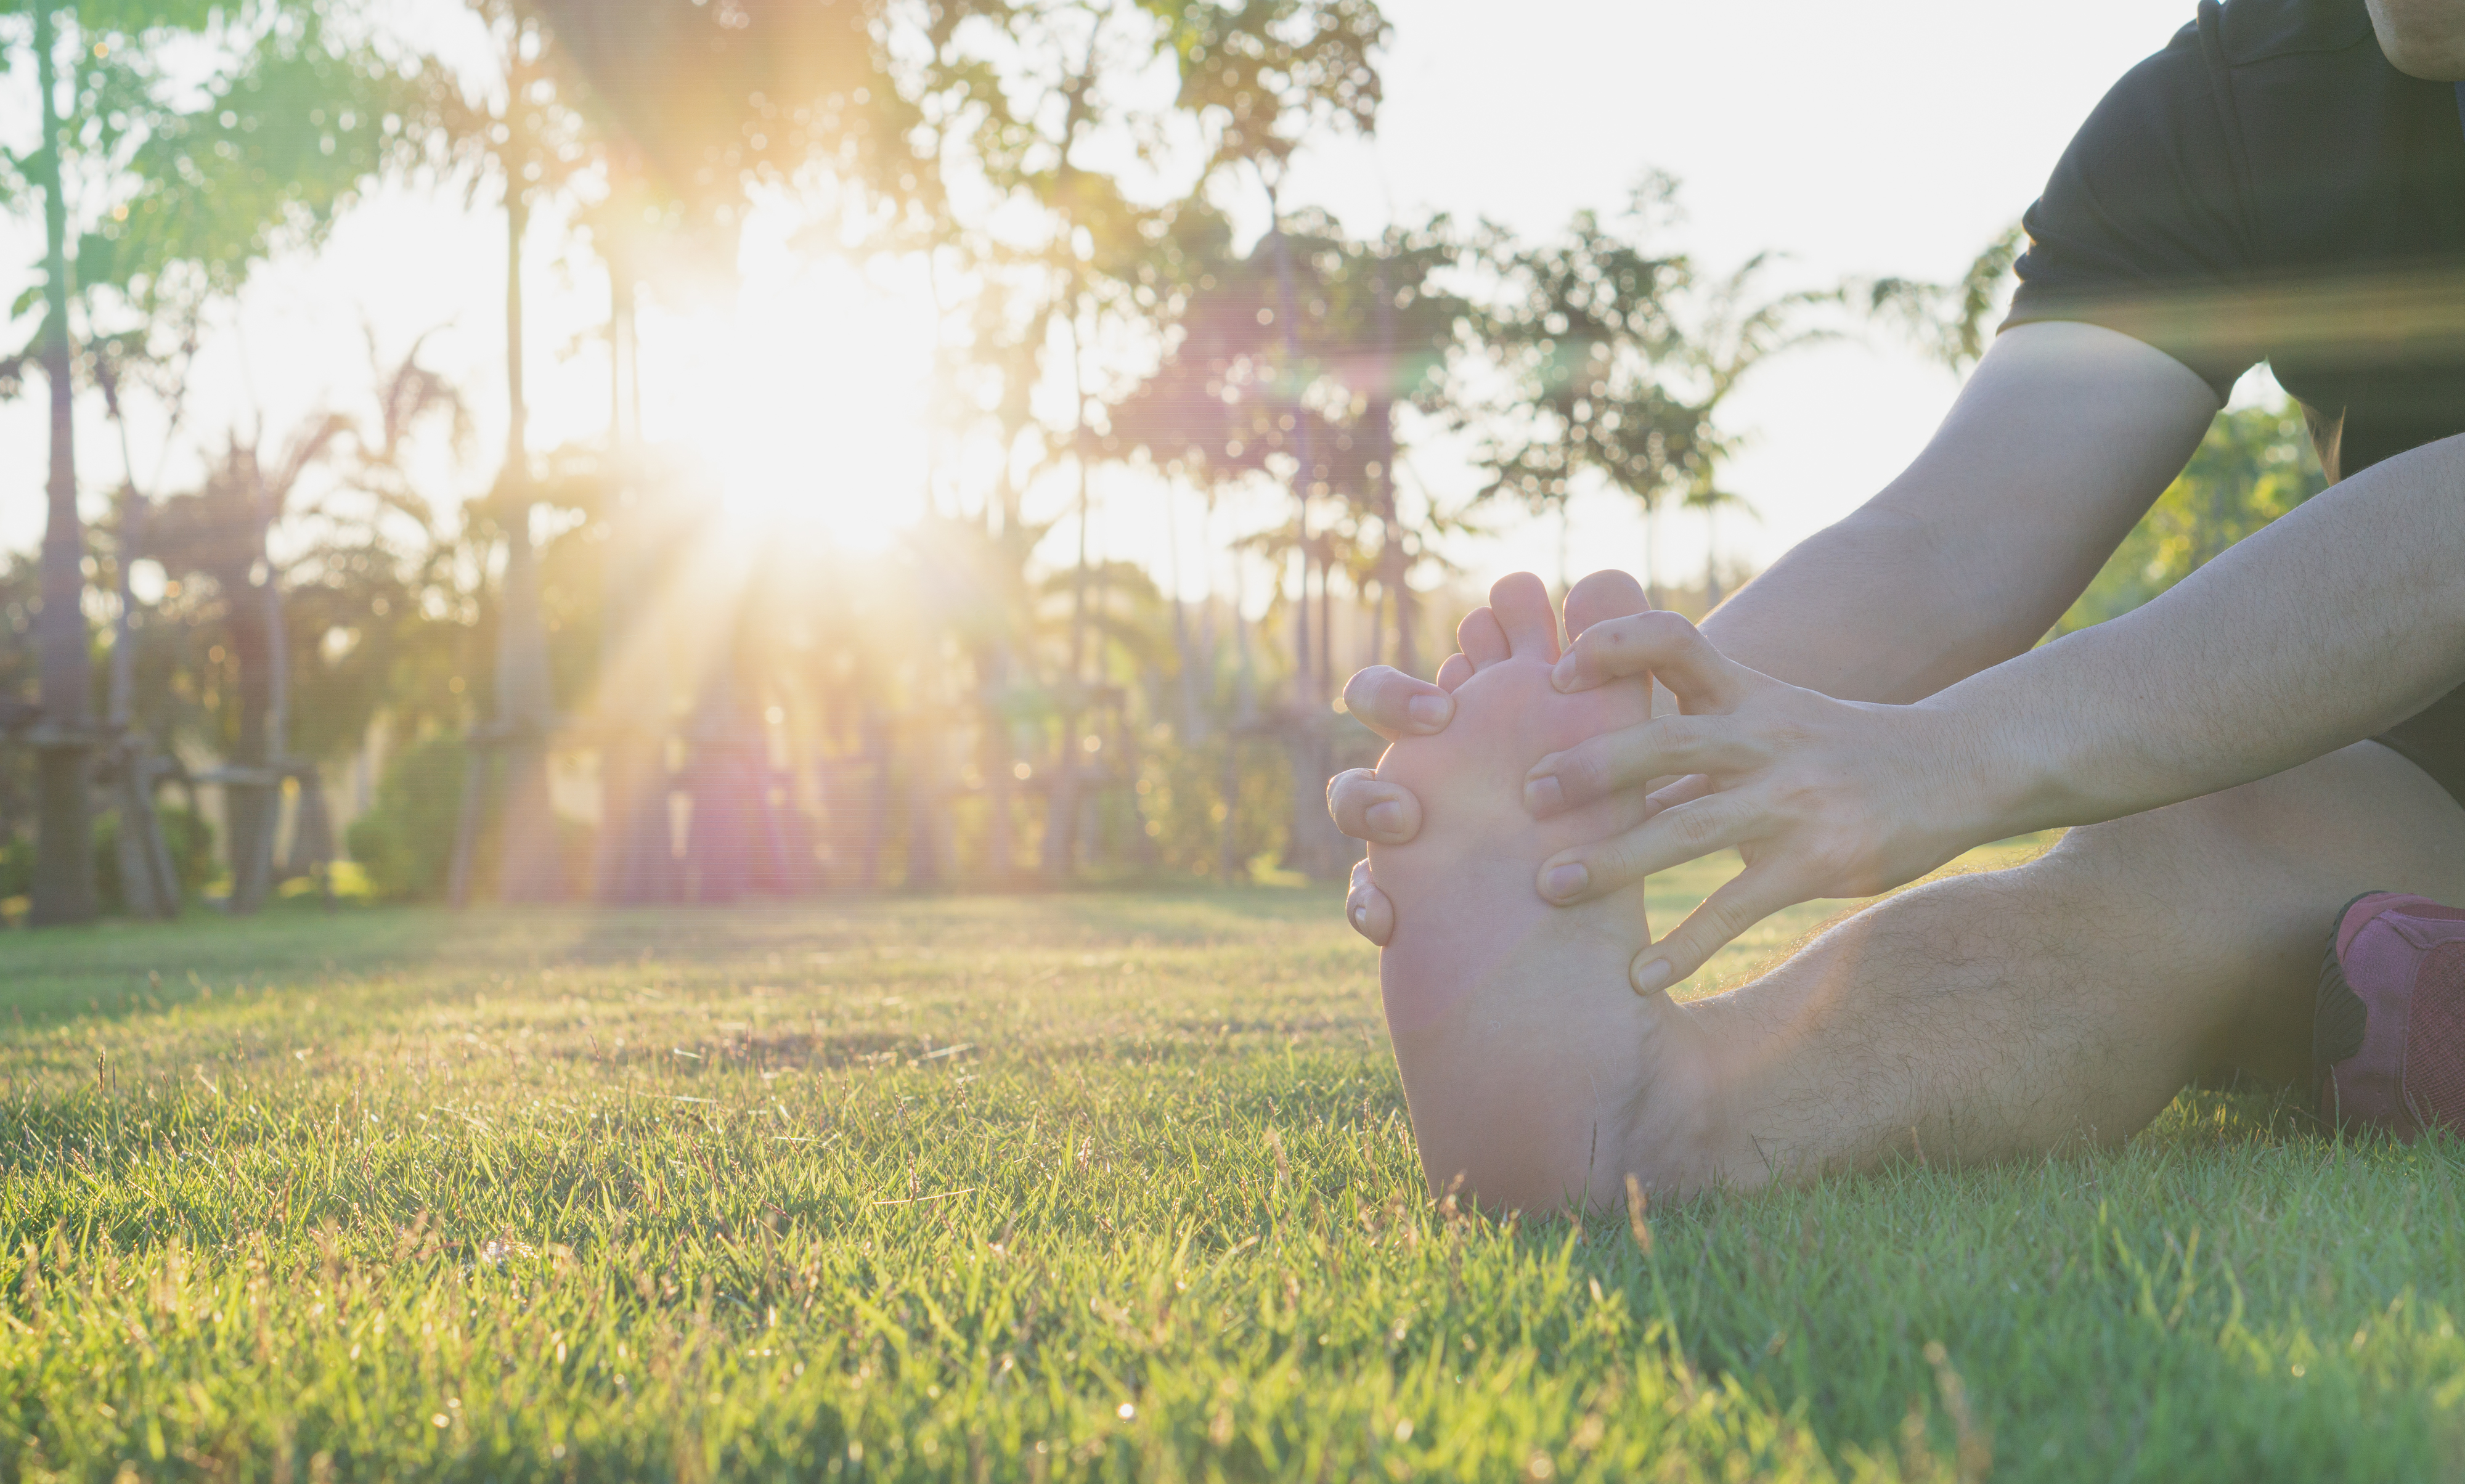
[1523,774,1565,816]
[1542,862,1589,900]
[1366,801,1404,838]
[1549,658,1575,691]
[1406,694,1451,731]
[1632,959,1673,995]
[1351,904,1369,927]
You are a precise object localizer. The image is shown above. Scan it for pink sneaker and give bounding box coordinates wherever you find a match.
[2316,891,2465,1137]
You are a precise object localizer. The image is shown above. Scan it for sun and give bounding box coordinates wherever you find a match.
[640,253,936,552]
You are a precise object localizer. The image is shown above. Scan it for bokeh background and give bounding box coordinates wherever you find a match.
[0,0,2320,920]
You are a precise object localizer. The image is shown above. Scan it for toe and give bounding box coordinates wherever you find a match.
[1563,569,1650,640]
[1347,858,1395,946]
[1457,606,1509,669]
[1435,653,1475,691]
[1488,572,1560,660]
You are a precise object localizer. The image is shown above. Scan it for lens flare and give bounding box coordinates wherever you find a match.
[641,258,934,551]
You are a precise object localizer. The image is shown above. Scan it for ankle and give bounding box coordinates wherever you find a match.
[1592,1000,1740,1201]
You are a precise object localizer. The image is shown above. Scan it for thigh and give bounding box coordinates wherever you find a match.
[2037,738,2465,1084]
[1713,740,2465,1172]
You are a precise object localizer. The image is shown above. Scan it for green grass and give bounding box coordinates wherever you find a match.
[5,837,2465,1481]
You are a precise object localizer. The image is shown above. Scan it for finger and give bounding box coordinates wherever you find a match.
[1640,773,1714,819]
[1629,865,1810,997]
[1342,666,1454,741]
[1435,653,1474,692]
[1327,768,1424,844]
[1552,610,1740,711]
[1534,792,1766,904]
[1525,716,1758,818]
[1347,858,1395,946]
[1487,571,1560,661]
[1562,569,1649,640]
[1457,606,1509,669]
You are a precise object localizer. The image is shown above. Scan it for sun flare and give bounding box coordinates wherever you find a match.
[641,258,935,552]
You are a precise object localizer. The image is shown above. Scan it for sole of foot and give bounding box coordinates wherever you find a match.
[1370,570,1720,1212]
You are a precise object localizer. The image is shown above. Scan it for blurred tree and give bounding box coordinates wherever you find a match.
[148,417,351,908]
[1680,476,1755,610]
[134,336,465,908]
[871,0,1393,881]
[1481,180,1828,605]
[0,0,423,922]
[1480,189,1691,603]
[1109,208,1472,874]
[1864,224,2025,375]
[2055,400,2326,635]
[1158,0,1383,719]
[400,0,585,905]
[516,0,926,903]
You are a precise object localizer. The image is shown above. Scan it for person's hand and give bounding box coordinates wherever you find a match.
[1334,573,1690,946]
[1526,610,1990,994]
[1330,654,1474,946]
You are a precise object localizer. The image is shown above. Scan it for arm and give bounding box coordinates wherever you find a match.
[1695,321,2218,701]
[1337,322,2220,939]
[1531,424,2465,990]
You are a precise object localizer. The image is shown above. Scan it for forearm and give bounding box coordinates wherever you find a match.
[1703,323,2217,704]
[1701,507,2004,703]
[1947,431,2465,835]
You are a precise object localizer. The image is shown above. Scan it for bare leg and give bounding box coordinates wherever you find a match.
[1697,738,2465,1182]
[1373,575,2465,1204]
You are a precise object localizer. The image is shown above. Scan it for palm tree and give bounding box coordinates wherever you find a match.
[1680,479,1756,610]
[24,1,94,924]
[528,0,923,902]
[1484,184,1831,607]
[149,415,352,910]
[10,1,410,921]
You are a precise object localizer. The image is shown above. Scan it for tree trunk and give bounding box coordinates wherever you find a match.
[105,487,144,736]
[591,253,676,903]
[1703,504,1724,608]
[1318,548,1334,697]
[1644,500,1663,611]
[105,484,176,918]
[1066,292,1093,681]
[1266,194,1340,879]
[1041,746,1079,881]
[681,634,772,903]
[29,5,94,926]
[1267,198,1314,704]
[285,769,335,879]
[858,705,889,887]
[1166,487,1202,740]
[493,171,563,903]
[1371,259,1412,675]
[904,750,942,889]
[230,519,288,914]
[1223,576,1257,883]
[222,533,279,914]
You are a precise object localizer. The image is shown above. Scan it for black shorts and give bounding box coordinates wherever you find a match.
[2376,687,2465,810]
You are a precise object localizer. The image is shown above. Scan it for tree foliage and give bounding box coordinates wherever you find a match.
[2056,399,2326,635]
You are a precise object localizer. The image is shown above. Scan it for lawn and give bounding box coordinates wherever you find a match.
[5,836,2464,1481]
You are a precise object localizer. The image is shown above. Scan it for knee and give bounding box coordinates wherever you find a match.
[2042,786,2273,884]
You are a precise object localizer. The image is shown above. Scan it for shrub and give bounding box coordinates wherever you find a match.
[345,731,469,901]
[95,803,218,913]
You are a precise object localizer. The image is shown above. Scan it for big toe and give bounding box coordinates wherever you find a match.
[1488,572,1560,661]
[1563,569,1650,640]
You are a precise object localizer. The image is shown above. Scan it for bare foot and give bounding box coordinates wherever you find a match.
[1370,571,1722,1212]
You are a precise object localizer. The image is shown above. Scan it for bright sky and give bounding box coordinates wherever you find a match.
[0,0,2209,609]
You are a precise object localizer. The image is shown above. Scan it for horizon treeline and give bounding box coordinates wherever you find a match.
[0,0,2288,921]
